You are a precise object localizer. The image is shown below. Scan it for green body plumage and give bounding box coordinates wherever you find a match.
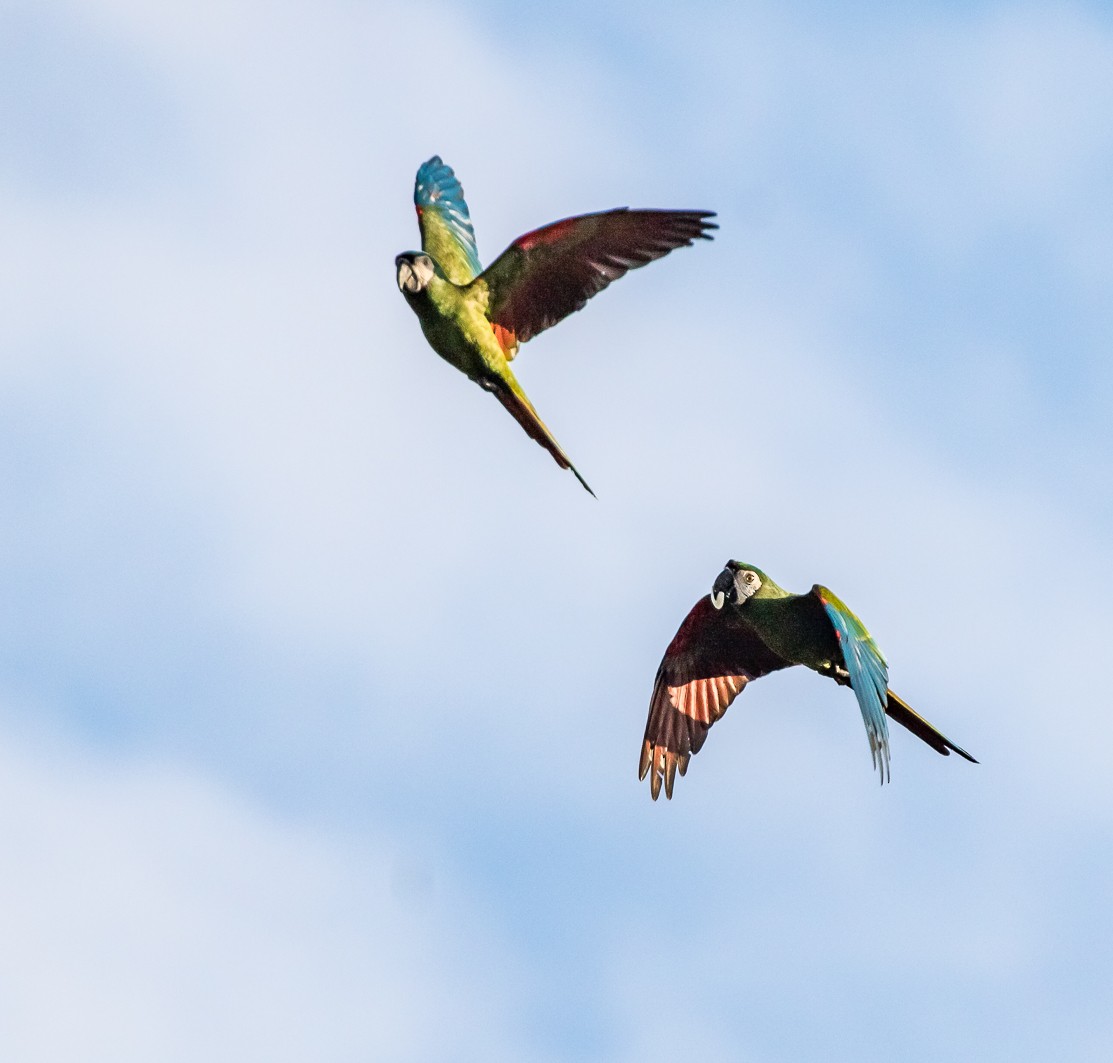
[640,559,978,798]
[405,272,508,383]
[737,570,843,672]
[400,267,591,493]
[398,156,717,496]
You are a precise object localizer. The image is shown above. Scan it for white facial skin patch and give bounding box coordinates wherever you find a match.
[734,569,762,601]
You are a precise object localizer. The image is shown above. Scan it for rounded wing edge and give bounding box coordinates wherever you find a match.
[639,595,789,800]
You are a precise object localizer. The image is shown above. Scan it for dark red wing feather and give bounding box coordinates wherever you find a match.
[640,596,791,800]
[479,209,716,345]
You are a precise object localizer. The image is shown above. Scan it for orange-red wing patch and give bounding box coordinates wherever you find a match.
[639,665,752,800]
[638,595,794,800]
[668,674,749,724]
[491,321,519,358]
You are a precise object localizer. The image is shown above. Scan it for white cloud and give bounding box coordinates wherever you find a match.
[2,0,1113,1059]
[0,716,530,1062]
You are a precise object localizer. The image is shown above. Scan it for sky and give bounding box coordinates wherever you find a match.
[1,0,1112,1059]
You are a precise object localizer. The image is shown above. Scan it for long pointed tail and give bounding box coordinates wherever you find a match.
[885,690,978,763]
[488,378,595,497]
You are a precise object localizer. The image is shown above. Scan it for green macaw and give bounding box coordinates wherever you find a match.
[640,561,978,799]
[395,156,716,495]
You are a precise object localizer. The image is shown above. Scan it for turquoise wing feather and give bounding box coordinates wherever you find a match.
[815,586,892,782]
[414,156,482,285]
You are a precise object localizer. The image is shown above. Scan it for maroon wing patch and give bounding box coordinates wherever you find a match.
[639,596,790,800]
[480,209,716,346]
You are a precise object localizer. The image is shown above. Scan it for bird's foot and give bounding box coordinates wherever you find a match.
[819,662,852,686]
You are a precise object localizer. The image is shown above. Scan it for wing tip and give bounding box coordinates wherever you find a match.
[640,741,680,801]
[694,211,718,238]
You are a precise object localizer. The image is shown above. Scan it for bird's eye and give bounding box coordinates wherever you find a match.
[744,572,755,583]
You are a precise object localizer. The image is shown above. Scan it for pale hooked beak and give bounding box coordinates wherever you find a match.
[396,259,415,292]
[710,567,734,610]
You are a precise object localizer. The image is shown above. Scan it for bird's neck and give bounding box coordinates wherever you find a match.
[745,594,828,667]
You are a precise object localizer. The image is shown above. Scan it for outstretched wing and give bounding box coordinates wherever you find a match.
[813,586,892,783]
[477,208,716,354]
[414,156,482,285]
[640,595,790,800]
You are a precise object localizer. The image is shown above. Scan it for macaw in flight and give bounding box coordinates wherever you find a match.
[396,156,716,495]
[640,560,978,799]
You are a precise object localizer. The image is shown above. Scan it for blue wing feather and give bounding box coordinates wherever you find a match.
[414,156,482,283]
[816,587,891,783]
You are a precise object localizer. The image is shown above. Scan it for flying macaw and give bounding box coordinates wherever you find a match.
[639,560,978,799]
[395,156,716,495]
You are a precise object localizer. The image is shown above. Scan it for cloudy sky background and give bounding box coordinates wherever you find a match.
[1,0,1111,1059]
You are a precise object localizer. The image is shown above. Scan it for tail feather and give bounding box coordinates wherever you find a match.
[489,379,595,497]
[885,690,978,763]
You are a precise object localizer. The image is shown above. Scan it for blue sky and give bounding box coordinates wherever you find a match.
[1,0,1111,1059]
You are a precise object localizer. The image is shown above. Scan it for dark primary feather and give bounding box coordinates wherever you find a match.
[480,208,717,345]
[639,596,790,800]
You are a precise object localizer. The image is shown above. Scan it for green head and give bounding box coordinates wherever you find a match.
[709,560,784,610]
